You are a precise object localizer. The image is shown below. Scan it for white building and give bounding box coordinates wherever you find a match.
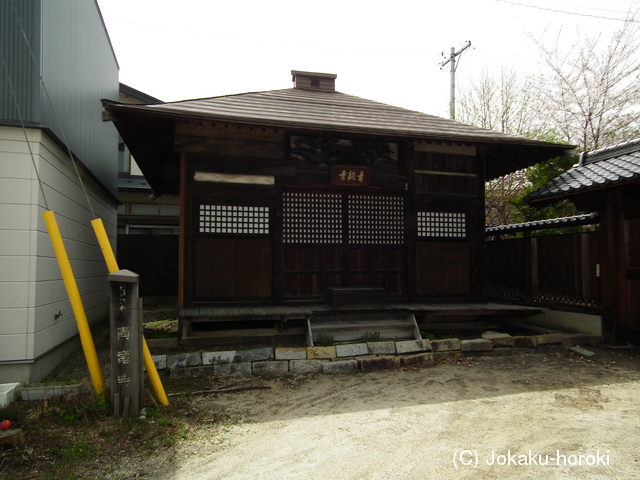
[0,0,119,383]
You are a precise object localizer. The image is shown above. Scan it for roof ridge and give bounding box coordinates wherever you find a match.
[486,213,599,234]
[154,88,294,105]
[583,138,640,164]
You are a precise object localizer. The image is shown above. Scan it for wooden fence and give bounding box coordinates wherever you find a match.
[486,231,602,310]
[116,235,179,297]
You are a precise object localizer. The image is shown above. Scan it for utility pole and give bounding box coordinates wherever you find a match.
[440,41,471,120]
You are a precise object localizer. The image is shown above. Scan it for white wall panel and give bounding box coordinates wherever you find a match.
[0,281,29,308]
[0,334,28,362]
[0,256,30,282]
[0,204,34,229]
[33,318,82,359]
[0,308,29,335]
[0,178,34,204]
[0,230,32,256]
[1,128,115,368]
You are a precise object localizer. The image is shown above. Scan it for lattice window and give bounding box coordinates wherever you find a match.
[198,204,270,235]
[283,192,343,244]
[417,211,467,238]
[348,195,404,245]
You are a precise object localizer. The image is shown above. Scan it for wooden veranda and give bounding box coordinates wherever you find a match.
[179,301,544,345]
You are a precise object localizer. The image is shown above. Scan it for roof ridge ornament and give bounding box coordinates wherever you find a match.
[291,70,337,92]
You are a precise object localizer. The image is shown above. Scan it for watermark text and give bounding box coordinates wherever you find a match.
[452,449,610,469]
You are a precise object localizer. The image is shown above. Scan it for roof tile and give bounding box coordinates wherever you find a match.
[529,138,640,202]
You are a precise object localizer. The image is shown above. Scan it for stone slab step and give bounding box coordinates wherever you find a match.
[307,310,421,346]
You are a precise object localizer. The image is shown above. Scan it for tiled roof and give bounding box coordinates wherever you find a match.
[110,88,564,147]
[528,139,640,202]
[486,213,599,234]
[103,81,574,195]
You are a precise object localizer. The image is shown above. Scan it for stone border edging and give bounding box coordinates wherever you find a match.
[0,332,600,405]
[157,332,599,378]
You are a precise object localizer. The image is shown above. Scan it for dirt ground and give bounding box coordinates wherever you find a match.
[102,346,640,480]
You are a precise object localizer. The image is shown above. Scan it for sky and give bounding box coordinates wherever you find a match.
[97,0,639,119]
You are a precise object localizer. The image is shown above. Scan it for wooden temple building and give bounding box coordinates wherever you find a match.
[103,71,573,343]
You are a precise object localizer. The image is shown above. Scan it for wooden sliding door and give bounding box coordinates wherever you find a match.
[282,189,407,299]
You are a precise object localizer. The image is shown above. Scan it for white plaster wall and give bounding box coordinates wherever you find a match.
[0,126,117,381]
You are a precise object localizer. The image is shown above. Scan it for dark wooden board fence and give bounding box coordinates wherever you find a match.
[486,231,602,309]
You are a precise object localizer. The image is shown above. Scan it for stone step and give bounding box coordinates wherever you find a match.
[327,287,385,309]
[312,320,416,330]
[307,310,421,346]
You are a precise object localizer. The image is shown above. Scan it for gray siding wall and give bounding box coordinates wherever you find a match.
[0,0,42,125]
[1,0,120,196]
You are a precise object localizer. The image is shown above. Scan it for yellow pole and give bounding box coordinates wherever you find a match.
[91,218,119,273]
[141,338,170,406]
[91,218,170,406]
[42,211,105,395]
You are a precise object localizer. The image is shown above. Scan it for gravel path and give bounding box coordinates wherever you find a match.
[106,348,640,480]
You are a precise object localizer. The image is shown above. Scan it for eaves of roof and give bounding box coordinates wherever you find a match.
[103,88,574,196]
[118,176,151,191]
[105,88,569,148]
[119,83,163,105]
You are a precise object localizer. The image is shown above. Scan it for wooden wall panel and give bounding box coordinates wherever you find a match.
[283,272,344,297]
[348,248,404,271]
[628,279,640,331]
[175,121,284,159]
[282,246,407,297]
[627,218,640,267]
[348,248,406,295]
[194,237,272,299]
[283,248,342,271]
[416,242,470,295]
[413,151,478,197]
[283,248,343,297]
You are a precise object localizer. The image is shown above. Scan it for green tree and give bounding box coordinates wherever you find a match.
[508,156,580,224]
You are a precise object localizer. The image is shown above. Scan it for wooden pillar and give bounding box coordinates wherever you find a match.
[600,191,629,344]
[405,143,417,302]
[472,147,487,299]
[178,153,190,341]
[523,232,538,302]
[178,153,188,310]
[273,180,284,305]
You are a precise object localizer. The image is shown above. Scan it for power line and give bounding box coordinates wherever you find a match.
[495,0,640,23]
